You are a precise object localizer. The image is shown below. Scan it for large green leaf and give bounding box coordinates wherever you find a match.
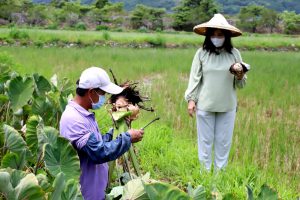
[0,62,12,83]
[187,183,206,200]
[192,186,206,200]
[14,173,45,200]
[58,77,74,97]
[26,115,43,157]
[0,94,9,106]
[107,186,124,199]
[61,179,81,200]
[44,137,80,181]
[26,116,40,154]
[10,169,26,188]
[33,74,51,96]
[0,171,14,199]
[50,172,66,200]
[8,76,34,112]
[122,173,150,200]
[38,126,58,150]
[246,185,254,200]
[111,111,133,122]
[257,184,278,200]
[1,151,26,170]
[144,181,191,200]
[32,96,54,123]
[36,174,52,193]
[3,124,27,154]
[122,180,149,200]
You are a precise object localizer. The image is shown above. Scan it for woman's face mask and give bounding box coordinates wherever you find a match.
[210,37,225,48]
[90,90,106,110]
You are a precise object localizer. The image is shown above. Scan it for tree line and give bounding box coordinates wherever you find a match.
[0,0,299,34]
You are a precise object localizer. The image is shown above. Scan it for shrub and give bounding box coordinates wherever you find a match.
[34,40,44,48]
[96,25,109,31]
[9,29,29,40]
[75,22,87,31]
[146,35,166,47]
[138,26,149,33]
[46,23,58,30]
[102,31,111,40]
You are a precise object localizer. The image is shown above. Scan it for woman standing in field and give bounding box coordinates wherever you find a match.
[185,14,249,171]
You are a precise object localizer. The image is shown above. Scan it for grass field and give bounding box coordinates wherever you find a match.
[0,28,300,49]
[0,46,299,199]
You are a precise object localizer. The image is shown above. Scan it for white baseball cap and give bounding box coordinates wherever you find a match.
[78,67,123,94]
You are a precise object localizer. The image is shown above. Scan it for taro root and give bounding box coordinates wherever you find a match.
[108,70,153,124]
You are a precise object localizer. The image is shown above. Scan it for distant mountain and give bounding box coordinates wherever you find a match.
[109,0,300,14]
[217,0,300,14]
[109,0,180,12]
[32,0,300,14]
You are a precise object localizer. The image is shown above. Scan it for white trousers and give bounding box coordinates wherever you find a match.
[196,109,236,171]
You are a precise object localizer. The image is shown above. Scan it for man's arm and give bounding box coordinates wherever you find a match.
[101,128,114,142]
[80,129,144,164]
[81,132,131,164]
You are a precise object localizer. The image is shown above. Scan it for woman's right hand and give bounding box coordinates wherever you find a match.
[188,100,196,117]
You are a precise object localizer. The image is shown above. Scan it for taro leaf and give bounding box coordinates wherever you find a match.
[26,115,42,157]
[10,169,26,188]
[257,184,278,200]
[8,76,34,112]
[61,179,80,200]
[33,74,51,96]
[122,178,149,200]
[44,137,80,181]
[122,173,151,200]
[0,94,9,106]
[112,111,132,122]
[107,186,123,199]
[1,151,26,170]
[3,124,27,154]
[0,62,12,83]
[0,171,14,199]
[32,96,53,123]
[14,173,45,200]
[58,77,74,97]
[246,185,254,200]
[143,181,191,200]
[36,174,52,193]
[59,94,68,112]
[38,126,58,150]
[50,74,58,87]
[191,185,206,200]
[50,172,66,200]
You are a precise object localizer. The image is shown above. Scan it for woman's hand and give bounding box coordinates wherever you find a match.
[188,100,196,117]
[230,63,245,80]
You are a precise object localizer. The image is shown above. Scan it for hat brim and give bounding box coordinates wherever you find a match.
[100,83,123,94]
[193,24,242,37]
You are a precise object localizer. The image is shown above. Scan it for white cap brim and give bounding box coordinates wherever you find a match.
[100,82,123,94]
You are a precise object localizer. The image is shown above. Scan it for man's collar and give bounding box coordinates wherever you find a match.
[68,100,94,117]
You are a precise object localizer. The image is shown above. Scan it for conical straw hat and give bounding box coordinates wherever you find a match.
[193,13,242,37]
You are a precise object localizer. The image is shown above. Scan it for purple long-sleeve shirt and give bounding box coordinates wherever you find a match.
[60,100,132,200]
[60,101,109,200]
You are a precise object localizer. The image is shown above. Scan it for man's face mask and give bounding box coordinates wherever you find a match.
[90,90,106,110]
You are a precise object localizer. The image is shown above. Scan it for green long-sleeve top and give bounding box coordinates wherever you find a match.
[184,47,247,112]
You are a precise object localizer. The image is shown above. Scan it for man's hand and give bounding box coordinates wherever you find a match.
[127,129,144,143]
[188,100,196,118]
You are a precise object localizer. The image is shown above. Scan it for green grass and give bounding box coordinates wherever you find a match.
[0,28,300,49]
[0,46,299,199]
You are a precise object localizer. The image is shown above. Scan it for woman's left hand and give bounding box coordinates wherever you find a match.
[235,70,244,80]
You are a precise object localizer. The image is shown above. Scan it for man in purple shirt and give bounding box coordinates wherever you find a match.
[60,67,144,200]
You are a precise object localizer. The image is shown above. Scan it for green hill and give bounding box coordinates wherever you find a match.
[109,0,300,14]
